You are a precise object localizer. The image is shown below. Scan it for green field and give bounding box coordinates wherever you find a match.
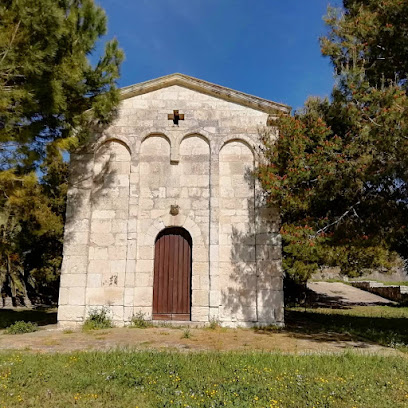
[351,279,408,286]
[286,305,408,352]
[0,351,407,408]
[0,305,407,407]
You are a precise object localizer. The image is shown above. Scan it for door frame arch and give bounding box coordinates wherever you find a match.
[134,213,210,322]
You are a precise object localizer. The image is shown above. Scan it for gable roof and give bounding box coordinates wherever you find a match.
[120,73,291,115]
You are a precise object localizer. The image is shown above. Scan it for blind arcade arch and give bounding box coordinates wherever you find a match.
[152,227,192,321]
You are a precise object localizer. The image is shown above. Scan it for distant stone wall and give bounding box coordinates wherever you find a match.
[351,281,408,303]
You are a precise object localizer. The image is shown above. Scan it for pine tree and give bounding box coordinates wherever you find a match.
[0,0,124,302]
[258,0,408,282]
[321,0,408,89]
[0,0,123,170]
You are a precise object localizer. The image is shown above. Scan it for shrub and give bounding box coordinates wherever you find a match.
[208,317,221,330]
[130,310,152,329]
[253,324,283,333]
[83,307,113,331]
[181,328,191,339]
[6,321,38,334]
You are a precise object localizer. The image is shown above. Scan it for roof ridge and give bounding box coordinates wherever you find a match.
[119,73,291,114]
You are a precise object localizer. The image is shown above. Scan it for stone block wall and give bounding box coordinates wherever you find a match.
[58,82,285,327]
[351,281,408,303]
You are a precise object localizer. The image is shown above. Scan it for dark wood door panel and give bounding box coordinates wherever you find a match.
[153,228,192,320]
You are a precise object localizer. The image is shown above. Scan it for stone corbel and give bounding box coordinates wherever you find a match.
[170,145,180,164]
[169,131,182,164]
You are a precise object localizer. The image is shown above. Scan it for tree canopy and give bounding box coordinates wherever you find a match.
[0,0,123,303]
[1,0,123,170]
[257,0,408,282]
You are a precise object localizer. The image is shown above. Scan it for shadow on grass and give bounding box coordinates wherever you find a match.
[283,308,408,349]
[303,287,394,309]
[0,308,57,329]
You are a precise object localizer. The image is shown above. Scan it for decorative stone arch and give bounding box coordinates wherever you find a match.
[179,131,211,146]
[218,136,258,161]
[136,211,209,322]
[178,132,211,173]
[166,130,213,163]
[138,132,174,163]
[91,138,131,185]
[94,135,132,156]
[140,132,172,146]
[141,212,206,261]
[91,138,132,195]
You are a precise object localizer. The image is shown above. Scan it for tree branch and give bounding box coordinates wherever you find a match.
[314,200,361,236]
[0,20,21,66]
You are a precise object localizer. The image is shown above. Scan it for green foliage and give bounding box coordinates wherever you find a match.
[0,351,407,407]
[0,214,25,301]
[351,278,408,286]
[0,0,123,303]
[321,0,408,89]
[0,160,68,303]
[257,0,408,282]
[181,328,191,339]
[0,0,124,170]
[130,310,152,329]
[253,324,283,333]
[5,320,38,334]
[82,307,113,331]
[208,316,221,330]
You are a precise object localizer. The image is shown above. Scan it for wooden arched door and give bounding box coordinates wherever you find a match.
[152,227,192,321]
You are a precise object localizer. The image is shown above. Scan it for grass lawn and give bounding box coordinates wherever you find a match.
[0,305,407,406]
[0,351,407,407]
[286,305,408,352]
[350,279,408,286]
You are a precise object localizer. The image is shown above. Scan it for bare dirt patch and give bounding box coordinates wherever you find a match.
[0,324,400,356]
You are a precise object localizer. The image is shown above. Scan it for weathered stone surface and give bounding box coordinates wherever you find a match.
[192,290,209,307]
[58,74,287,327]
[191,306,209,322]
[134,287,153,307]
[58,288,69,305]
[109,246,127,260]
[57,305,85,322]
[89,247,108,260]
[90,233,115,247]
[60,274,86,288]
[257,290,284,323]
[88,260,109,275]
[87,274,102,288]
[61,256,88,275]
[68,287,86,306]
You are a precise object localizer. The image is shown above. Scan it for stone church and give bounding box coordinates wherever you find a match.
[57,73,290,327]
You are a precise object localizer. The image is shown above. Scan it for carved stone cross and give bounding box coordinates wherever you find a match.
[168,110,184,125]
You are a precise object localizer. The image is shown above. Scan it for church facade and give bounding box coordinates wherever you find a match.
[57,74,289,327]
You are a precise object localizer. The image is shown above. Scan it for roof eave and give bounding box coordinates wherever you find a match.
[119,73,291,115]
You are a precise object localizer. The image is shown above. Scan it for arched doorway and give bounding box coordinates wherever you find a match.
[152,227,192,321]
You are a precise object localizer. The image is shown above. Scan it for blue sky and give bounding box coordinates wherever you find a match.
[95,0,342,111]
